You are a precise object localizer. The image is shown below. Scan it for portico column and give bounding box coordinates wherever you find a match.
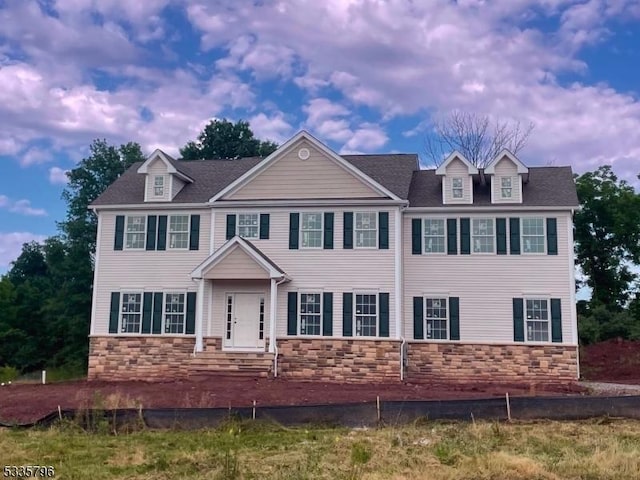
[195,278,205,352]
[269,278,277,353]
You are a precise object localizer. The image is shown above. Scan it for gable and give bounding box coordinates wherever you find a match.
[223,138,388,201]
[446,157,472,176]
[493,157,519,176]
[203,246,270,280]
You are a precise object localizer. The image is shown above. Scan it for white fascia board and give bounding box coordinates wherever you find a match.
[89,203,210,211]
[209,130,402,202]
[210,199,408,208]
[404,206,576,213]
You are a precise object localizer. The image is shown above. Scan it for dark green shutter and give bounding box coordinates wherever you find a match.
[226,214,236,240]
[157,216,167,251]
[259,214,270,239]
[186,292,196,334]
[342,293,353,336]
[411,218,422,254]
[189,215,200,250]
[322,292,333,336]
[287,292,297,335]
[460,218,471,254]
[496,218,507,255]
[513,298,524,342]
[551,298,562,342]
[447,218,457,255]
[379,293,389,337]
[413,297,423,339]
[379,212,389,249]
[141,292,153,333]
[323,212,334,249]
[109,292,120,333]
[152,292,163,334]
[547,218,558,255]
[114,216,125,250]
[146,216,157,250]
[343,212,353,249]
[509,218,520,254]
[289,213,299,249]
[449,297,460,340]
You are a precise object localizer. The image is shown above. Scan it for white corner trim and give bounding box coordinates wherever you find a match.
[209,209,215,254]
[568,213,578,345]
[89,211,102,335]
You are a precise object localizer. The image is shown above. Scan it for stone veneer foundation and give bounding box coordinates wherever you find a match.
[407,343,578,383]
[277,339,401,383]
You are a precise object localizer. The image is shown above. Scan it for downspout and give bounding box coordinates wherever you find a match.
[270,276,288,377]
[395,204,408,380]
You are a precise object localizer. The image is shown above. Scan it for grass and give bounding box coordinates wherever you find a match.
[1,419,640,479]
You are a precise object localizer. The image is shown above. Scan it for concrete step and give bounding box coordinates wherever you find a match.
[187,350,274,378]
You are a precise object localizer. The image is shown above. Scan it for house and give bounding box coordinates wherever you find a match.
[88,131,579,384]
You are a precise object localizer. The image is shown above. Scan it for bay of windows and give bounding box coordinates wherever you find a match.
[423,219,445,253]
[472,218,494,253]
[526,298,549,342]
[355,212,377,248]
[301,212,323,248]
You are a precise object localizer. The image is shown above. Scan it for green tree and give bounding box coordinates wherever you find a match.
[180,119,278,160]
[574,166,640,309]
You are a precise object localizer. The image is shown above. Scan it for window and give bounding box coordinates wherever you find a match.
[472,218,494,253]
[299,293,321,335]
[522,217,545,253]
[500,177,512,198]
[423,219,445,253]
[125,216,146,249]
[169,215,189,249]
[526,299,549,342]
[164,293,185,334]
[301,212,322,248]
[153,175,164,196]
[121,293,142,333]
[355,212,377,248]
[355,294,377,336]
[237,213,259,239]
[425,298,448,340]
[452,178,464,198]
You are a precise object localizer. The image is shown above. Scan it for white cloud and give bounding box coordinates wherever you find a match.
[20,148,53,167]
[249,112,294,144]
[49,167,69,185]
[0,232,47,270]
[343,124,389,152]
[0,196,48,217]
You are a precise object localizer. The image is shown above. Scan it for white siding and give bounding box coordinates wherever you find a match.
[491,158,522,203]
[214,207,398,338]
[443,158,473,204]
[145,159,170,202]
[171,176,187,199]
[204,247,270,280]
[92,209,211,335]
[403,211,576,345]
[226,139,384,200]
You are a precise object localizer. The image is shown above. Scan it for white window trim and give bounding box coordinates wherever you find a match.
[500,176,513,199]
[424,296,449,341]
[236,212,261,239]
[153,175,165,197]
[471,217,495,255]
[353,291,379,338]
[491,175,523,204]
[163,291,187,335]
[520,217,547,255]
[168,214,191,250]
[524,297,551,343]
[300,212,324,249]
[451,177,464,199]
[119,291,143,334]
[422,218,447,255]
[124,215,147,250]
[298,291,324,336]
[354,211,378,249]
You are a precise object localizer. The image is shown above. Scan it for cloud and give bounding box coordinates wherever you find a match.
[49,167,69,185]
[20,148,53,167]
[0,195,48,216]
[343,124,389,152]
[0,232,47,270]
[249,112,294,144]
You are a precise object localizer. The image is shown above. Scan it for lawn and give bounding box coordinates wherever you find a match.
[2,419,640,479]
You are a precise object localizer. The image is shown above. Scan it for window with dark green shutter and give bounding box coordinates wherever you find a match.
[411,218,422,254]
[513,298,524,341]
[141,292,153,333]
[413,297,423,339]
[109,292,120,333]
[449,297,460,340]
[546,218,558,255]
[259,214,270,239]
[156,216,167,250]
[114,216,125,250]
[226,214,236,240]
[289,213,299,249]
[379,293,389,337]
[342,293,353,336]
[185,292,196,334]
[145,216,157,250]
[343,212,353,249]
[551,298,562,342]
[496,218,507,255]
[447,218,457,255]
[378,212,389,249]
[287,292,297,335]
[323,212,334,249]
[460,218,470,254]
[322,292,333,336]
[189,215,200,250]
[509,218,520,254]
[152,292,163,334]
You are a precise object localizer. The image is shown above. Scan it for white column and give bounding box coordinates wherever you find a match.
[269,278,277,353]
[195,278,205,352]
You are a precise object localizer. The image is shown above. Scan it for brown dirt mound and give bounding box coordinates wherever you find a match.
[0,377,581,424]
[580,338,640,384]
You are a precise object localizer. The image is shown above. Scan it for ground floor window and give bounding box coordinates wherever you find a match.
[299,293,321,335]
[355,294,377,336]
[425,297,448,340]
[526,298,549,342]
[164,293,186,334]
[121,292,142,333]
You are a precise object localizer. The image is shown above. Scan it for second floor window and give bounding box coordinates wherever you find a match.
[301,212,322,248]
[355,212,377,248]
[452,178,463,198]
[472,218,494,253]
[125,216,146,249]
[423,219,445,253]
[500,177,512,198]
[169,215,189,249]
[154,175,164,196]
[522,217,545,253]
[238,214,259,239]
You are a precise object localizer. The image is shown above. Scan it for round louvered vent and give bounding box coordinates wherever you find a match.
[298,148,310,160]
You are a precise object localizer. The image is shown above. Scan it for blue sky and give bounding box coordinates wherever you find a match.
[1,0,639,271]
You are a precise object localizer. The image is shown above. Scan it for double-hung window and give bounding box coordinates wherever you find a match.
[121,293,142,333]
[355,212,377,248]
[169,215,189,249]
[423,219,445,253]
[301,212,323,248]
[500,177,512,198]
[452,178,463,198]
[154,175,165,197]
[525,298,549,342]
[472,218,494,253]
[299,293,322,335]
[125,216,146,249]
[522,218,545,253]
[237,213,259,239]
[355,294,377,336]
[425,297,448,340]
[164,293,185,334]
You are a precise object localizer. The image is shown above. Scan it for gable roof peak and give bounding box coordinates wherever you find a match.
[137,149,194,182]
[485,149,529,174]
[435,151,479,175]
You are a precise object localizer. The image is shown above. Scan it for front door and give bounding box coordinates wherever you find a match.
[229,293,264,349]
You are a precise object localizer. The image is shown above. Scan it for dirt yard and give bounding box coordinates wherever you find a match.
[580,338,640,384]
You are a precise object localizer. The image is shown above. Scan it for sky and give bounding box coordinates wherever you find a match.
[0,0,639,271]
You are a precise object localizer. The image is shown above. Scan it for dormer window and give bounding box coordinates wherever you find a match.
[452,178,463,198]
[154,175,165,197]
[500,177,512,199]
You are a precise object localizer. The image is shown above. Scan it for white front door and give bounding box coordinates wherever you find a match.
[230,293,264,349]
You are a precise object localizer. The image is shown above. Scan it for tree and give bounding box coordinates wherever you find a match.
[574,166,640,309]
[180,119,278,160]
[425,111,534,168]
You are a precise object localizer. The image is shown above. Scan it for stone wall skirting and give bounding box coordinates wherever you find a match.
[407,343,578,383]
[277,339,401,383]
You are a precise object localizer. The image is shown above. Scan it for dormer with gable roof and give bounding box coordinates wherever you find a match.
[484,150,528,204]
[434,151,478,205]
[137,149,195,202]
